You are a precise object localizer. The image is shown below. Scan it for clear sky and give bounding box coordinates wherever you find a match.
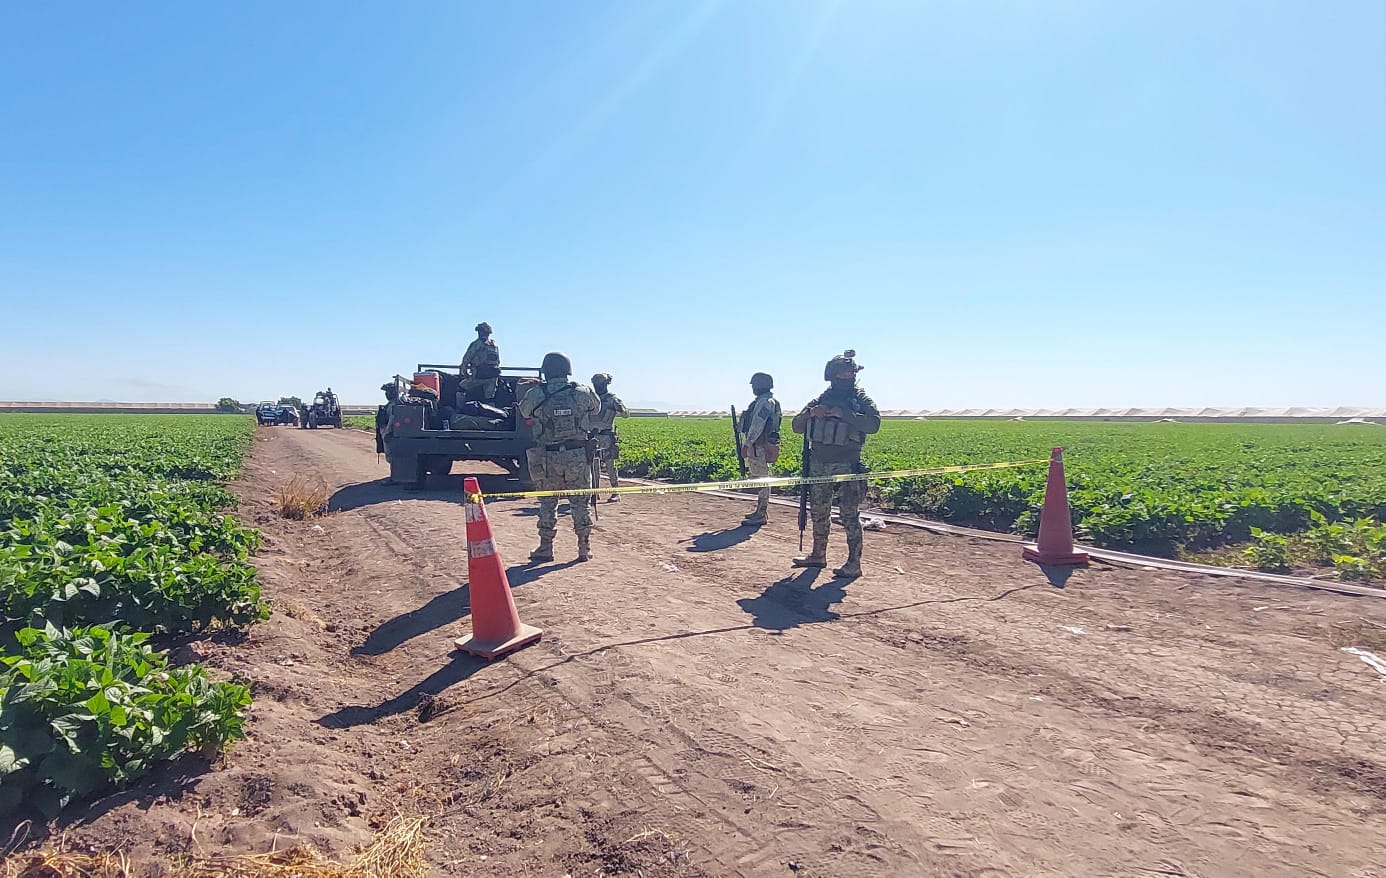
[2,1,1382,411]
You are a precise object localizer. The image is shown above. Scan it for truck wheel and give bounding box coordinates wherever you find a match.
[388,452,421,486]
[423,456,452,488]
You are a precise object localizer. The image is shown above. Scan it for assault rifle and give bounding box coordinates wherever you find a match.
[798,429,811,551]
[730,406,748,479]
[585,429,600,522]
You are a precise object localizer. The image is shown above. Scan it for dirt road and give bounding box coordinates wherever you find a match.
[49,426,1386,877]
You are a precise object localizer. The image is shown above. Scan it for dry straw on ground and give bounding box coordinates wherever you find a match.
[274,476,330,520]
[2,816,426,878]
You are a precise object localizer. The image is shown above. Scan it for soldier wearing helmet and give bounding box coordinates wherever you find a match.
[590,373,629,502]
[789,350,881,578]
[739,372,782,526]
[518,352,601,562]
[460,322,502,402]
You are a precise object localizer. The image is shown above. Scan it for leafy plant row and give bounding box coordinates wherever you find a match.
[1,624,251,816]
[617,418,1386,566]
[1244,514,1386,581]
[0,415,265,817]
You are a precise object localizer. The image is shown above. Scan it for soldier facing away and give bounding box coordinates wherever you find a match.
[591,373,629,502]
[460,322,502,401]
[740,372,782,527]
[518,352,601,562]
[790,350,881,578]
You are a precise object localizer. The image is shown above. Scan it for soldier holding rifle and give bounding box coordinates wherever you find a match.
[734,372,782,527]
[790,351,880,578]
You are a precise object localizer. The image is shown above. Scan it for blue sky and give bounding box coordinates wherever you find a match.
[1,1,1382,410]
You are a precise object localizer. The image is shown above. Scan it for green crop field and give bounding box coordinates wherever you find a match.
[0,414,262,816]
[616,418,1386,577]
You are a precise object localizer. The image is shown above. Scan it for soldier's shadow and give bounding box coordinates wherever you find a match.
[682,524,756,553]
[737,569,846,631]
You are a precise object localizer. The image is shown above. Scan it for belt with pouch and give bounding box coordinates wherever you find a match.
[544,441,588,452]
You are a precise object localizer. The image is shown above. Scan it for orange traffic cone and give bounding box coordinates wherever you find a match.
[1022,448,1089,566]
[454,476,543,659]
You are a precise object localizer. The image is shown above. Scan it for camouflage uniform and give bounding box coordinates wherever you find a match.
[592,386,628,499]
[740,377,781,525]
[790,352,881,578]
[518,374,600,561]
[460,333,502,401]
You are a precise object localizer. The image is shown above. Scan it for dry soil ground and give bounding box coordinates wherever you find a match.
[23,426,1386,877]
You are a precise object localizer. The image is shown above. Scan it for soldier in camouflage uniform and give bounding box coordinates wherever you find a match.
[790,350,881,578]
[519,352,601,562]
[591,373,629,502]
[740,372,782,527]
[459,322,502,402]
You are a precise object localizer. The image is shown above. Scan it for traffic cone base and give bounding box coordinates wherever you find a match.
[454,623,542,660]
[1022,544,1089,566]
[454,475,543,661]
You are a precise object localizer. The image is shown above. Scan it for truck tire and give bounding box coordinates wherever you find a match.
[388,452,420,486]
[422,456,452,488]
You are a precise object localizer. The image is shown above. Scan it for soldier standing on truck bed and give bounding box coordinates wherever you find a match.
[460,322,502,402]
[591,373,628,502]
[519,352,601,563]
[790,350,881,579]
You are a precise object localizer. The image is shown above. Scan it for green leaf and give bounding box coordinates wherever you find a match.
[86,689,111,715]
[0,744,29,777]
[39,750,106,796]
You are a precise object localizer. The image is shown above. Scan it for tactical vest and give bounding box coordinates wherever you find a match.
[477,341,500,368]
[742,396,782,443]
[807,393,866,447]
[595,394,620,431]
[535,383,590,444]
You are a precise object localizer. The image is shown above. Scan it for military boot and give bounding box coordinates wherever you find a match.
[530,537,554,563]
[742,497,769,527]
[576,534,592,562]
[792,534,828,568]
[833,543,863,579]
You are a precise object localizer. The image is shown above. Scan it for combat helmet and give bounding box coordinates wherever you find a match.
[541,352,573,380]
[823,350,862,381]
[475,322,492,335]
[750,372,773,393]
[592,372,612,391]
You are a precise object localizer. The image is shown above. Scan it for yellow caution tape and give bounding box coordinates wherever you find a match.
[473,459,1048,503]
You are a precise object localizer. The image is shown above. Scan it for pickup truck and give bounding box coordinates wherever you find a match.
[377,364,540,488]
